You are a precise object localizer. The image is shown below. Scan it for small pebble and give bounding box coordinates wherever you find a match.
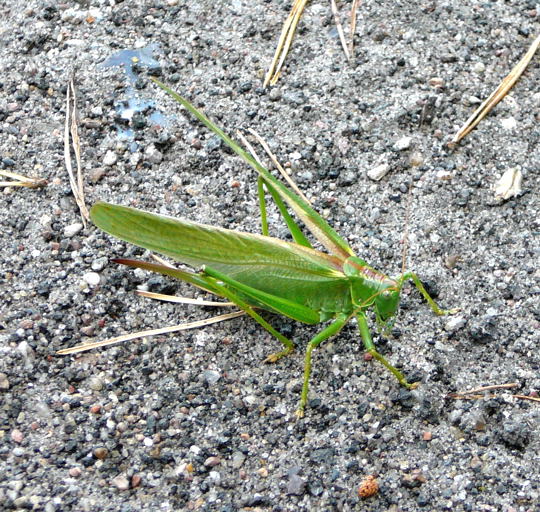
[90,167,107,183]
[111,475,130,491]
[358,475,379,498]
[436,170,453,180]
[393,136,412,151]
[13,447,25,458]
[11,429,24,443]
[287,474,306,496]
[82,272,100,287]
[0,372,10,390]
[89,404,101,414]
[91,257,108,272]
[500,117,517,131]
[103,150,117,166]
[144,144,163,164]
[203,369,221,386]
[428,77,444,87]
[81,326,95,336]
[69,467,82,478]
[367,162,390,181]
[409,152,424,167]
[494,168,522,200]
[231,451,246,469]
[94,447,109,460]
[64,223,83,237]
[473,61,485,73]
[444,315,466,332]
[19,319,33,330]
[88,376,104,391]
[204,456,221,467]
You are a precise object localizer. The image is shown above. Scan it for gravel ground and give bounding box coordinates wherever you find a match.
[1,1,539,511]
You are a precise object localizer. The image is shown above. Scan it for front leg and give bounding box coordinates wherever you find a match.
[400,271,459,316]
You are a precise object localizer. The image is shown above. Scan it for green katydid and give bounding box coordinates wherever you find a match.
[60,80,457,417]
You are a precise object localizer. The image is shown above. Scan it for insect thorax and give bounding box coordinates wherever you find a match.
[343,257,399,314]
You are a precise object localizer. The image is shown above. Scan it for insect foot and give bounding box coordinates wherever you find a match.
[264,346,294,364]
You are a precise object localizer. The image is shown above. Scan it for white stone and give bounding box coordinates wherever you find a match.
[82,272,100,287]
[103,150,117,166]
[444,316,466,332]
[473,62,486,73]
[367,162,390,181]
[500,117,517,131]
[393,136,412,151]
[64,223,83,237]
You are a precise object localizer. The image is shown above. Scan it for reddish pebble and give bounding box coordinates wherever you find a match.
[364,353,373,361]
[11,429,24,443]
[358,475,379,498]
[131,474,142,488]
[19,319,33,329]
[89,404,102,414]
[422,431,433,441]
[69,467,82,478]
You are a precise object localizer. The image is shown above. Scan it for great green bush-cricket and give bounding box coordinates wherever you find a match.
[60,80,456,417]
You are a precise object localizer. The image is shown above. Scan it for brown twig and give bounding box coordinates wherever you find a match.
[451,34,540,145]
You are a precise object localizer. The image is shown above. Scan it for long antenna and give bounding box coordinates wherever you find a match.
[401,184,414,275]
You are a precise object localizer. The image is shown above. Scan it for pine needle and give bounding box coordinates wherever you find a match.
[449,382,519,397]
[0,170,47,188]
[349,0,361,58]
[330,0,350,61]
[57,311,245,355]
[241,128,311,204]
[451,34,540,145]
[64,75,89,225]
[264,0,308,88]
[136,290,235,306]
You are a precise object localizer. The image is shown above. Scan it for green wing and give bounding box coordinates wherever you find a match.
[91,202,351,315]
